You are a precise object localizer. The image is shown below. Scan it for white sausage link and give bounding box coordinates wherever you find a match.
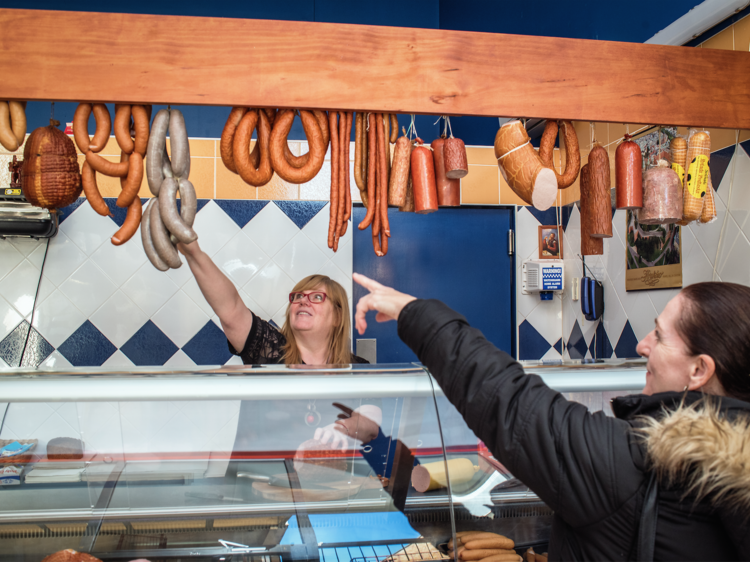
[178,178,197,227]
[158,177,197,244]
[146,109,170,195]
[149,196,182,269]
[168,110,190,179]
[141,199,170,272]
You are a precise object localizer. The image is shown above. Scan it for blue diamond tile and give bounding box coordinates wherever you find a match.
[567,320,587,360]
[589,322,613,360]
[740,139,750,159]
[710,145,735,193]
[182,321,232,366]
[215,200,269,228]
[57,197,86,225]
[519,319,552,361]
[176,197,210,217]
[120,320,178,366]
[274,201,328,229]
[0,321,54,368]
[615,320,639,359]
[554,338,563,355]
[57,320,116,367]
[526,207,559,228]
[561,204,574,232]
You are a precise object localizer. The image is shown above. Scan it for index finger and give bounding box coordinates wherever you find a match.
[353,272,384,293]
[332,402,354,416]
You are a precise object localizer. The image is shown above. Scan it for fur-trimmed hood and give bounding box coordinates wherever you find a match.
[636,398,750,511]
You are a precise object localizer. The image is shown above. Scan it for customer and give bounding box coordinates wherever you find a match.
[178,240,366,364]
[353,273,750,561]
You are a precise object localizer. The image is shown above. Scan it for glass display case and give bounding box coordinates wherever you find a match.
[0,361,646,561]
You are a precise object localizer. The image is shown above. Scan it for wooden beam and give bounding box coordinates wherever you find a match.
[1,8,749,129]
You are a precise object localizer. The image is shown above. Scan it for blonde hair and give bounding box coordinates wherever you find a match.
[280,274,352,365]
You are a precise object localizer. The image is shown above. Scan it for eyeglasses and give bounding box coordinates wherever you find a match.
[289,291,328,304]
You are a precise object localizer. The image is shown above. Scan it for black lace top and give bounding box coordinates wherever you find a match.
[229,311,369,365]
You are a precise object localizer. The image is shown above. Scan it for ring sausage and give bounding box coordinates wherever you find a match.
[283,109,330,168]
[539,119,580,189]
[72,103,93,153]
[178,178,198,227]
[8,101,26,146]
[168,109,190,179]
[132,105,150,158]
[141,199,170,271]
[89,104,111,153]
[114,104,134,154]
[234,109,274,187]
[0,102,18,152]
[117,152,144,208]
[146,109,170,195]
[81,161,112,217]
[220,107,248,173]
[86,151,129,177]
[149,196,182,269]
[327,111,339,249]
[158,177,198,244]
[270,110,326,184]
[111,196,142,246]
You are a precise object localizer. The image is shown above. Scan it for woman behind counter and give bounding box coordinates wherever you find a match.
[353,273,750,561]
[178,240,367,365]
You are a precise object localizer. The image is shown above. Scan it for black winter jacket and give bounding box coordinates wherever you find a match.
[398,300,750,561]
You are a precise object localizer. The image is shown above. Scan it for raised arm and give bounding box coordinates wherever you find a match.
[177,240,253,352]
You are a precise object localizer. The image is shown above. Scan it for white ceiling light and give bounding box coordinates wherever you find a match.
[645,0,750,45]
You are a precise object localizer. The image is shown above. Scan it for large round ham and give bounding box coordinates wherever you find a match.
[638,160,683,225]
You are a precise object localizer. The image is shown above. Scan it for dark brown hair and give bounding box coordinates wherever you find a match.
[678,282,750,402]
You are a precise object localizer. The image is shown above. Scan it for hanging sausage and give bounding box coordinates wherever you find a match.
[615,135,643,210]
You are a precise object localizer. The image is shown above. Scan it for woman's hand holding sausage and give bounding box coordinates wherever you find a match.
[353,273,416,335]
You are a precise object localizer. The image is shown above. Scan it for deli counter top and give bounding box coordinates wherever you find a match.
[0,362,645,561]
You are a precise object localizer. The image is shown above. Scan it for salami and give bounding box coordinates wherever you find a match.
[410,139,438,214]
[615,136,643,209]
[431,136,460,206]
[586,144,613,238]
[579,164,604,256]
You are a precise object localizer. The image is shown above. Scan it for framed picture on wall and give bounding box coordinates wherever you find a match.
[625,210,682,291]
[538,225,562,259]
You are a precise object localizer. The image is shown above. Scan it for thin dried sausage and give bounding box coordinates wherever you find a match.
[343,111,353,224]
[328,111,339,249]
[336,111,347,238]
[111,196,142,246]
[354,113,366,193]
[376,114,390,237]
[270,110,326,184]
[389,114,398,143]
[359,114,378,230]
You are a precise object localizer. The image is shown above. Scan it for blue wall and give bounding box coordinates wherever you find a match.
[10,0,699,145]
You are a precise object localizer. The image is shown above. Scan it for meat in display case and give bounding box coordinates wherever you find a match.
[0,361,645,561]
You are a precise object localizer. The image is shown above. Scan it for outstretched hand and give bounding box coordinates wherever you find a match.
[353,273,417,335]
